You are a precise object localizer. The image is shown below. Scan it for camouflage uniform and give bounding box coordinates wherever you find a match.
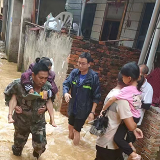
[4,79,53,157]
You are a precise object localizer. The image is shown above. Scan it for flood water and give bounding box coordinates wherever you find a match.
[0,59,97,160]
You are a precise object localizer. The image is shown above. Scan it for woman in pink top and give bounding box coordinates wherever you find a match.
[101,62,142,160]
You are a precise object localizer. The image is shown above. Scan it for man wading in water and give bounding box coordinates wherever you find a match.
[4,62,55,159]
[63,52,101,145]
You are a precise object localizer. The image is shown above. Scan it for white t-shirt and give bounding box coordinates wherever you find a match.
[103,88,121,105]
[138,79,153,125]
[96,90,132,149]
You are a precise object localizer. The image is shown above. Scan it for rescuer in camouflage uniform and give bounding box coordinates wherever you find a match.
[4,62,54,159]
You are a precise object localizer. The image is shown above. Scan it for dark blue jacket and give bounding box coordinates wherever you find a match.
[63,68,101,119]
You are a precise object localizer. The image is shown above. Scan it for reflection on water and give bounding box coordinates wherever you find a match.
[0,59,97,160]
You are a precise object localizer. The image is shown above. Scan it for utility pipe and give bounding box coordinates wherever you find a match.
[79,0,87,36]
[138,0,160,65]
[147,20,160,73]
[36,0,41,24]
[143,12,160,64]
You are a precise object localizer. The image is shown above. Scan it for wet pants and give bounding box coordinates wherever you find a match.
[95,145,123,160]
[13,122,47,155]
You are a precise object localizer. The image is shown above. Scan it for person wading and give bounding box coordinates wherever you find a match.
[63,52,101,145]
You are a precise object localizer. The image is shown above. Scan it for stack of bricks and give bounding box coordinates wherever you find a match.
[60,36,140,116]
[135,107,160,160]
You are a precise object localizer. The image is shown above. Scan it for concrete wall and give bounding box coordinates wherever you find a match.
[119,0,156,48]
[38,0,66,25]
[23,29,72,109]
[6,0,22,62]
[90,0,107,41]
[17,0,34,71]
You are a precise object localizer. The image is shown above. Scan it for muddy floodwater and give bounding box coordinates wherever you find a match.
[0,59,97,160]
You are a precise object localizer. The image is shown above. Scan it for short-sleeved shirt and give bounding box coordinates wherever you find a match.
[96,99,133,149]
[115,86,141,118]
[138,79,153,125]
[104,88,121,106]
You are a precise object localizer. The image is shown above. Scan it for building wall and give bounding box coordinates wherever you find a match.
[7,0,22,62]
[5,0,22,62]
[65,0,82,25]
[89,0,107,41]
[119,0,156,48]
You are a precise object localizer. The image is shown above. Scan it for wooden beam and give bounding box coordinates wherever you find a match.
[117,0,129,40]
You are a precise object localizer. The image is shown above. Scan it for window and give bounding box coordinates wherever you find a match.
[81,3,97,40]
[100,3,125,41]
[136,3,155,50]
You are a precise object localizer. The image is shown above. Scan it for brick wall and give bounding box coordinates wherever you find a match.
[135,107,160,160]
[60,36,141,116]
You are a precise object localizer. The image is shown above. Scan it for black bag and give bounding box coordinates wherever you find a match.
[90,110,109,136]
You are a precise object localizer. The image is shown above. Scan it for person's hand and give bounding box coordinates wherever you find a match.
[99,109,105,117]
[133,128,143,139]
[15,106,22,114]
[29,88,34,94]
[64,93,72,103]
[38,106,47,114]
[42,90,48,100]
[87,113,94,122]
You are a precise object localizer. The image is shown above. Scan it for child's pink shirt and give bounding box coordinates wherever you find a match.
[115,86,142,118]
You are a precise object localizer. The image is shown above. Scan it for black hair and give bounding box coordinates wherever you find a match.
[121,62,140,81]
[32,62,49,75]
[120,62,141,90]
[39,57,52,67]
[117,72,125,86]
[137,75,145,91]
[79,52,93,63]
[35,57,40,63]
[139,64,149,75]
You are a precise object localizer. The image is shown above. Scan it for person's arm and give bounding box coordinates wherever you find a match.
[63,70,75,103]
[48,71,58,95]
[21,70,33,85]
[123,117,137,131]
[133,128,143,139]
[102,96,117,111]
[87,102,97,121]
[92,74,101,105]
[88,75,101,121]
[63,72,73,95]
[21,70,33,93]
[46,98,56,127]
[141,87,153,110]
[141,102,152,110]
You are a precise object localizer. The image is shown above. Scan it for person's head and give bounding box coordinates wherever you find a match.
[139,64,149,78]
[120,62,140,85]
[32,62,49,88]
[39,57,52,70]
[137,64,149,88]
[77,52,93,72]
[35,57,40,63]
[117,72,126,88]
